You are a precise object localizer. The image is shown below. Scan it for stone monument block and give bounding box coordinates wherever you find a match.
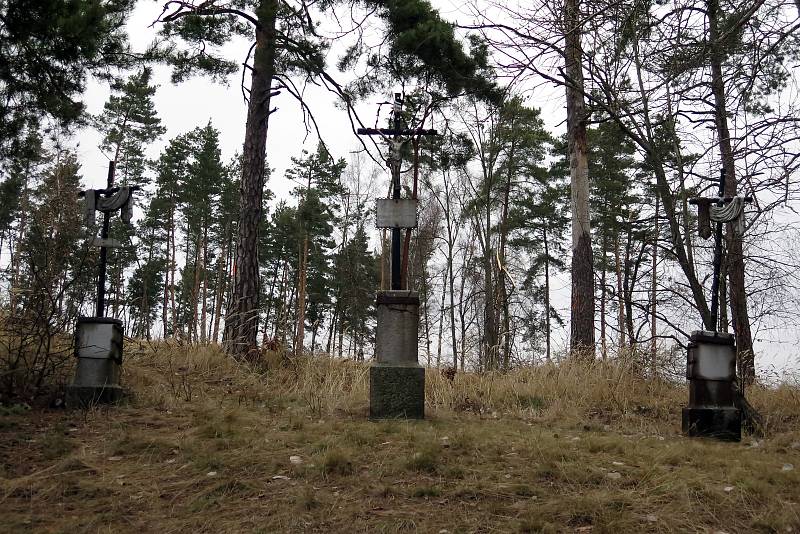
[66,317,124,406]
[682,330,741,441]
[370,290,425,419]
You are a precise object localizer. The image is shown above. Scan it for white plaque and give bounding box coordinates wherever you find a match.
[376,198,418,229]
[90,238,122,248]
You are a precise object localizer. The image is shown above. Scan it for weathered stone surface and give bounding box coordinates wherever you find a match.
[371,290,424,419]
[683,330,741,441]
[687,331,736,382]
[370,364,425,419]
[375,291,419,365]
[67,317,124,407]
[682,407,741,441]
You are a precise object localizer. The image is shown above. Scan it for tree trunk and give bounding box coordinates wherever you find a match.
[436,269,446,368]
[262,260,280,345]
[499,144,514,371]
[310,321,318,357]
[162,207,173,337]
[273,261,287,341]
[651,195,659,377]
[600,249,607,360]
[719,249,728,330]
[170,209,178,337]
[447,213,458,370]
[295,235,308,357]
[212,222,229,343]
[224,0,279,358]
[422,272,432,367]
[614,236,625,352]
[200,226,208,343]
[707,0,754,385]
[543,227,552,363]
[565,0,595,357]
[326,303,338,354]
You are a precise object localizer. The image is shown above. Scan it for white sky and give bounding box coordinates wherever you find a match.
[70,1,799,377]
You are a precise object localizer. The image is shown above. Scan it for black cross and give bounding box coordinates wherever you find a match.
[689,168,752,330]
[357,93,438,290]
[78,161,138,317]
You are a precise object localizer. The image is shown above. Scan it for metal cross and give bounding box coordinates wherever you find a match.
[78,161,138,317]
[357,93,438,290]
[689,168,752,330]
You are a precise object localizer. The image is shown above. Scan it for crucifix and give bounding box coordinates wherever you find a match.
[360,93,437,419]
[682,167,752,441]
[357,93,437,290]
[688,168,752,330]
[78,160,138,317]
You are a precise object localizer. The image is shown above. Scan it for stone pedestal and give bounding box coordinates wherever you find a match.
[370,291,424,419]
[66,317,124,407]
[682,330,741,441]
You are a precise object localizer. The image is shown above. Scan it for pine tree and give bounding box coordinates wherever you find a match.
[0,0,133,159]
[95,68,166,187]
[18,151,87,323]
[334,225,379,360]
[126,201,165,339]
[157,0,497,357]
[587,121,637,358]
[564,0,595,357]
[94,68,165,319]
[285,144,346,356]
[153,134,193,338]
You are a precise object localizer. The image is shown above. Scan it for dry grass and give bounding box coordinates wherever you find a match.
[1,342,799,533]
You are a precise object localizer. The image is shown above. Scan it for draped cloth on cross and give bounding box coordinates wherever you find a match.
[694,196,746,239]
[84,187,134,227]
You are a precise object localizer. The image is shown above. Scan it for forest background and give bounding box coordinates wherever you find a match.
[2,0,800,400]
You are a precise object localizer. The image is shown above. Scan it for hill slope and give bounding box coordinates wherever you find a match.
[1,344,799,533]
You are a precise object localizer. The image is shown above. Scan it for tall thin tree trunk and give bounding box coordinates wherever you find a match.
[651,195,659,377]
[600,248,607,360]
[614,236,626,352]
[162,209,173,337]
[310,321,318,357]
[719,249,728,330]
[212,223,229,342]
[708,0,754,385]
[447,225,458,370]
[262,260,280,345]
[422,274,432,367]
[170,211,178,337]
[543,227,552,363]
[200,226,208,343]
[326,304,338,354]
[295,236,308,357]
[437,269,447,368]
[565,0,595,356]
[190,233,202,343]
[337,319,344,359]
[224,0,279,357]
[273,261,288,341]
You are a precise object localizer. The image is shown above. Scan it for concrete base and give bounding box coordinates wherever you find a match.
[682,407,741,441]
[67,317,124,408]
[66,384,124,407]
[370,364,425,419]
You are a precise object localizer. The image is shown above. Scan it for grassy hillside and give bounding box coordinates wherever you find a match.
[1,343,799,533]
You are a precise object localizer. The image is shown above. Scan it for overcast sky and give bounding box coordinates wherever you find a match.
[71,1,799,377]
